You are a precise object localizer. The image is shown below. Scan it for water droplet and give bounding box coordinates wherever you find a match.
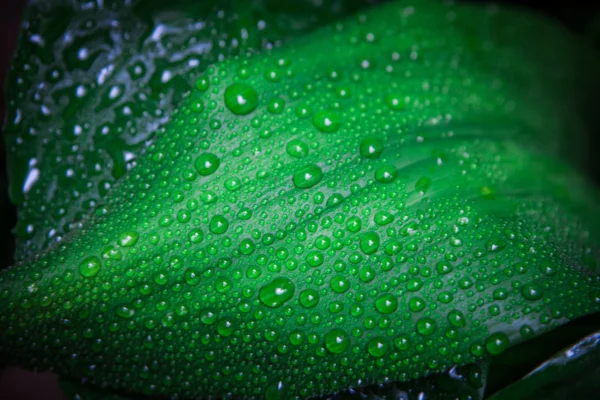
[286,139,309,158]
[385,241,402,255]
[217,319,235,337]
[358,266,375,282]
[407,278,423,292]
[299,289,320,308]
[153,271,169,285]
[486,236,506,252]
[184,268,200,286]
[485,332,510,355]
[539,260,558,276]
[521,283,543,301]
[224,82,258,115]
[394,335,410,351]
[375,165,397,183]
[312,110,341,133]
[447,310,466,327]
[375,294,398,314]
[293,164,323,189]
[289,330,304,346]
[346,216,362,232]
[436,261,453,275]
[367,337,388,357]
[520,325,535,339]
[118,231,139,247]
[259,277,295,308]
[116,305,135,319]
[416,317,437,336]
[325,328,350,354]
[493,288,508,300]
[209,215,229,234]
[306,251,324,267]
[359,137,383,159]
[215,277,233,293]
[330,275,350,293]
[438,291,454,304]
[267,98,286,114]
[194,153,220,176]
[409,297,426,312]
[195,77,210,91]
[224,177,242,191]
[239,238,256,255]
[384,94,407,110]
[188,228,204,243]
[79,256,101,278]
[199,308,217,325]
[374,211,394,226]
[360,232,380,255]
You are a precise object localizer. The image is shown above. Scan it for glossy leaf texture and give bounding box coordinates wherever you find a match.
[488,330,600,400]
[1,0,600,399]
[3,0,374,261]
[330,360,488,400]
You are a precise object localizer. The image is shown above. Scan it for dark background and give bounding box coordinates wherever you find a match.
[0,1,598,399]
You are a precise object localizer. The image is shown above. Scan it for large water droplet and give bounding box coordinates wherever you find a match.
[194,153,220,176]
[325,328,350,354]
[299,289,320,308]
[485,332,510,355]
[367,337,388,357]
[312,110,341,133]
[375,165,397,183]
[360,232,380,255]
[118,231,139,247]
[259,277,295,308]
[330,275,350,293]
[416,317,437,336]
[293,164,323,189]
[375,294,398,314]
[359,137,383,159]
[447,310,466,327]
[79,256,101,278]
[521,282,543,301]
[286,139,309,158]
[224,82,258,115]
[209,215,229,234]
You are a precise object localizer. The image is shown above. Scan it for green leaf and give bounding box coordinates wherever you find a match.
[329,360,489,400]
[3,0,372,261]
[488,329,600,400]
[1,0,600,399]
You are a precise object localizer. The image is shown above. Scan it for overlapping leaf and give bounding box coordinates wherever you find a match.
[3,0,373,261]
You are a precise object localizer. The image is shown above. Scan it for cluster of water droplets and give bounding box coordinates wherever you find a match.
[4,0,370,261]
